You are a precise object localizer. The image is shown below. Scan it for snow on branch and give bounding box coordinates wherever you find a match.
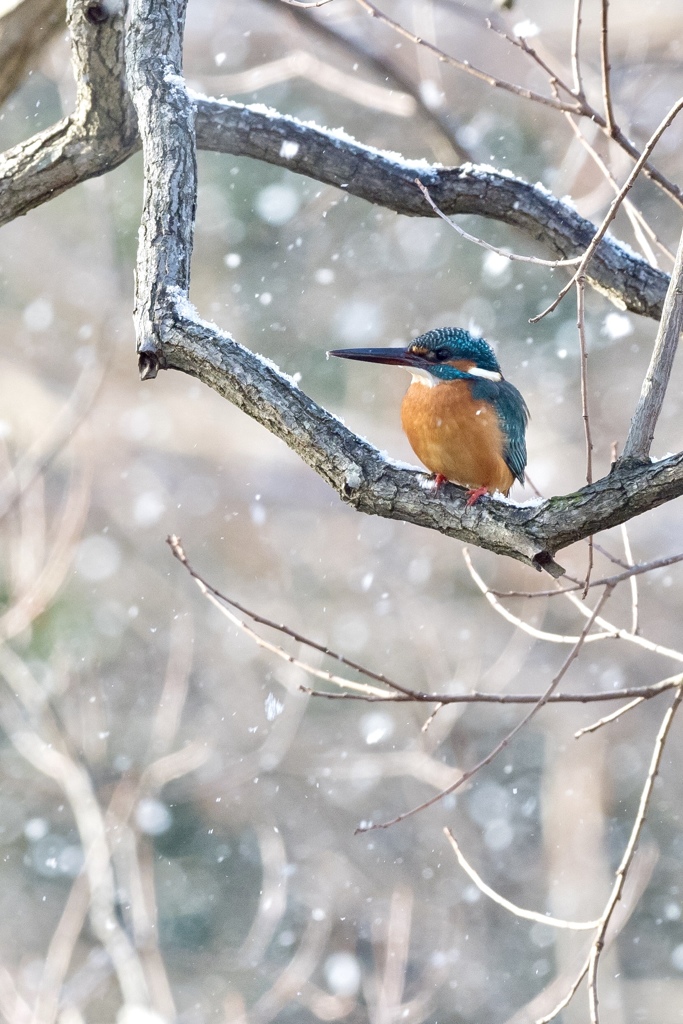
[0,6,669,321]
[121,0,683,577]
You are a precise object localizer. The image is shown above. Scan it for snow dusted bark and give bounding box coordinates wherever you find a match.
[2,0,682,576]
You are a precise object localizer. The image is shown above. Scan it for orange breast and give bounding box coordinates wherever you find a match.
[400,379,514,495]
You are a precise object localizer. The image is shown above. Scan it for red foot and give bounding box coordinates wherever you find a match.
[466,486,489,506]
[434,473,448,489]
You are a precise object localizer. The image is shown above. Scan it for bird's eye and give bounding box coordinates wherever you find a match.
[434,347,452,361]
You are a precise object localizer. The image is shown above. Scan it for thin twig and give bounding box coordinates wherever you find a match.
[530,96,683,322]
[407,0,683,217]
[563,585,683,664]
[352,0,585,115]
[576,277,594,597]
[536,951,592,1024]
[570,0,585,99]
[168,536,406,699]
[621,524,639,635]
[491,550,683,598]
[444,829,600,929]
[576,278,594,487]
[211,50,416,117]
[563,113,675,266]
[587,687,683,1022]
[465,550,613,646]
[599,0,615,135]
[167,536,428,696]
[421,703,444,732]
[622,221,683,462]
[574,696,646,738]
[171,537,683,710]
[487,22,576,102]
[355,588,613,832]
[2,724,150,1009]
[467,549,683,664]
[304,674,683,706]
[415,178,582,267]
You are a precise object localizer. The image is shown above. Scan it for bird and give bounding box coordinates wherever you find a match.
[330,327,529,505]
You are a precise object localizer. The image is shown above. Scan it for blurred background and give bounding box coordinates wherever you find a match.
[1,0,683,1021]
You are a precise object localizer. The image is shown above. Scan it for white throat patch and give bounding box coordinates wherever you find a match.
[468,366,502,381]
[408,367,439,387]
[407,365,502,386]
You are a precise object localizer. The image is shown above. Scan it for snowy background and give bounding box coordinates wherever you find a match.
[1,0,683,1021]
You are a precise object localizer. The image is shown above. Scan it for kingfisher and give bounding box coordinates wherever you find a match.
[330,327,529,504]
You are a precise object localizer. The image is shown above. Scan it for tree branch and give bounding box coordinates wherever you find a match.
[0,0,65,106]
[7,0,683,578]
[0,0,137,226]
[622,223,683,462]
[0,82,669,320]
[160,305,683,575]
[257,0,474,162]
[122,0,683,576]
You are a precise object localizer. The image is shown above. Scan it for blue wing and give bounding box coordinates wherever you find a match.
[470,378,529,485]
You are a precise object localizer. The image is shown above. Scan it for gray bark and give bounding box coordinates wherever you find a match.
[2,0,681,577]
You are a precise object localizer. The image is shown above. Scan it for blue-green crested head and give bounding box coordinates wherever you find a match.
[408,327,501,375]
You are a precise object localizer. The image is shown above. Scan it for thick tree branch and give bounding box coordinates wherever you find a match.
[0,0,65,106]
[125,0,194,373]
[0,64,669,320]
[160,304,683,576]
[0,0,136,224]
[123,0,683,578]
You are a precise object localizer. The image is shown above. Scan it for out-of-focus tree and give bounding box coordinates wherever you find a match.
[1,1,683,1022]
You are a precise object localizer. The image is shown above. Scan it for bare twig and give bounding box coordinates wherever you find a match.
[169,537,683,710]
[622,222,683,462]
[536,951,592,1024]
[621,524,639,635]
[576,279,594,487]
[563,580,683,664]
[372,887,414,1024]
[563,113,674,267]
[304,675,682,707]
[415,178,582,267]
[487,22,576,102]
[570,0,585,99]
[574,695,646,738]
[260,0,473,163]
[356,588,613,832]
[352,0,586,115]
[168,538,400,699]
[31,875,91,1024]
[167,535,423,699]
[238,827,288,968]
[467,550,683,664]
[4,726,150,1009]
[0,353,103,520]
[576,277,594,596]
[530,95,683,322]
[491,550,683,598]
[599,0,615,135]
[444,829,600,929]
[357,0,683,209]
[587,687,683,1022]
[0,445,92,642]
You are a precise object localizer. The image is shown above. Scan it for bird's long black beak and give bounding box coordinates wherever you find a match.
[329,346,423,367]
